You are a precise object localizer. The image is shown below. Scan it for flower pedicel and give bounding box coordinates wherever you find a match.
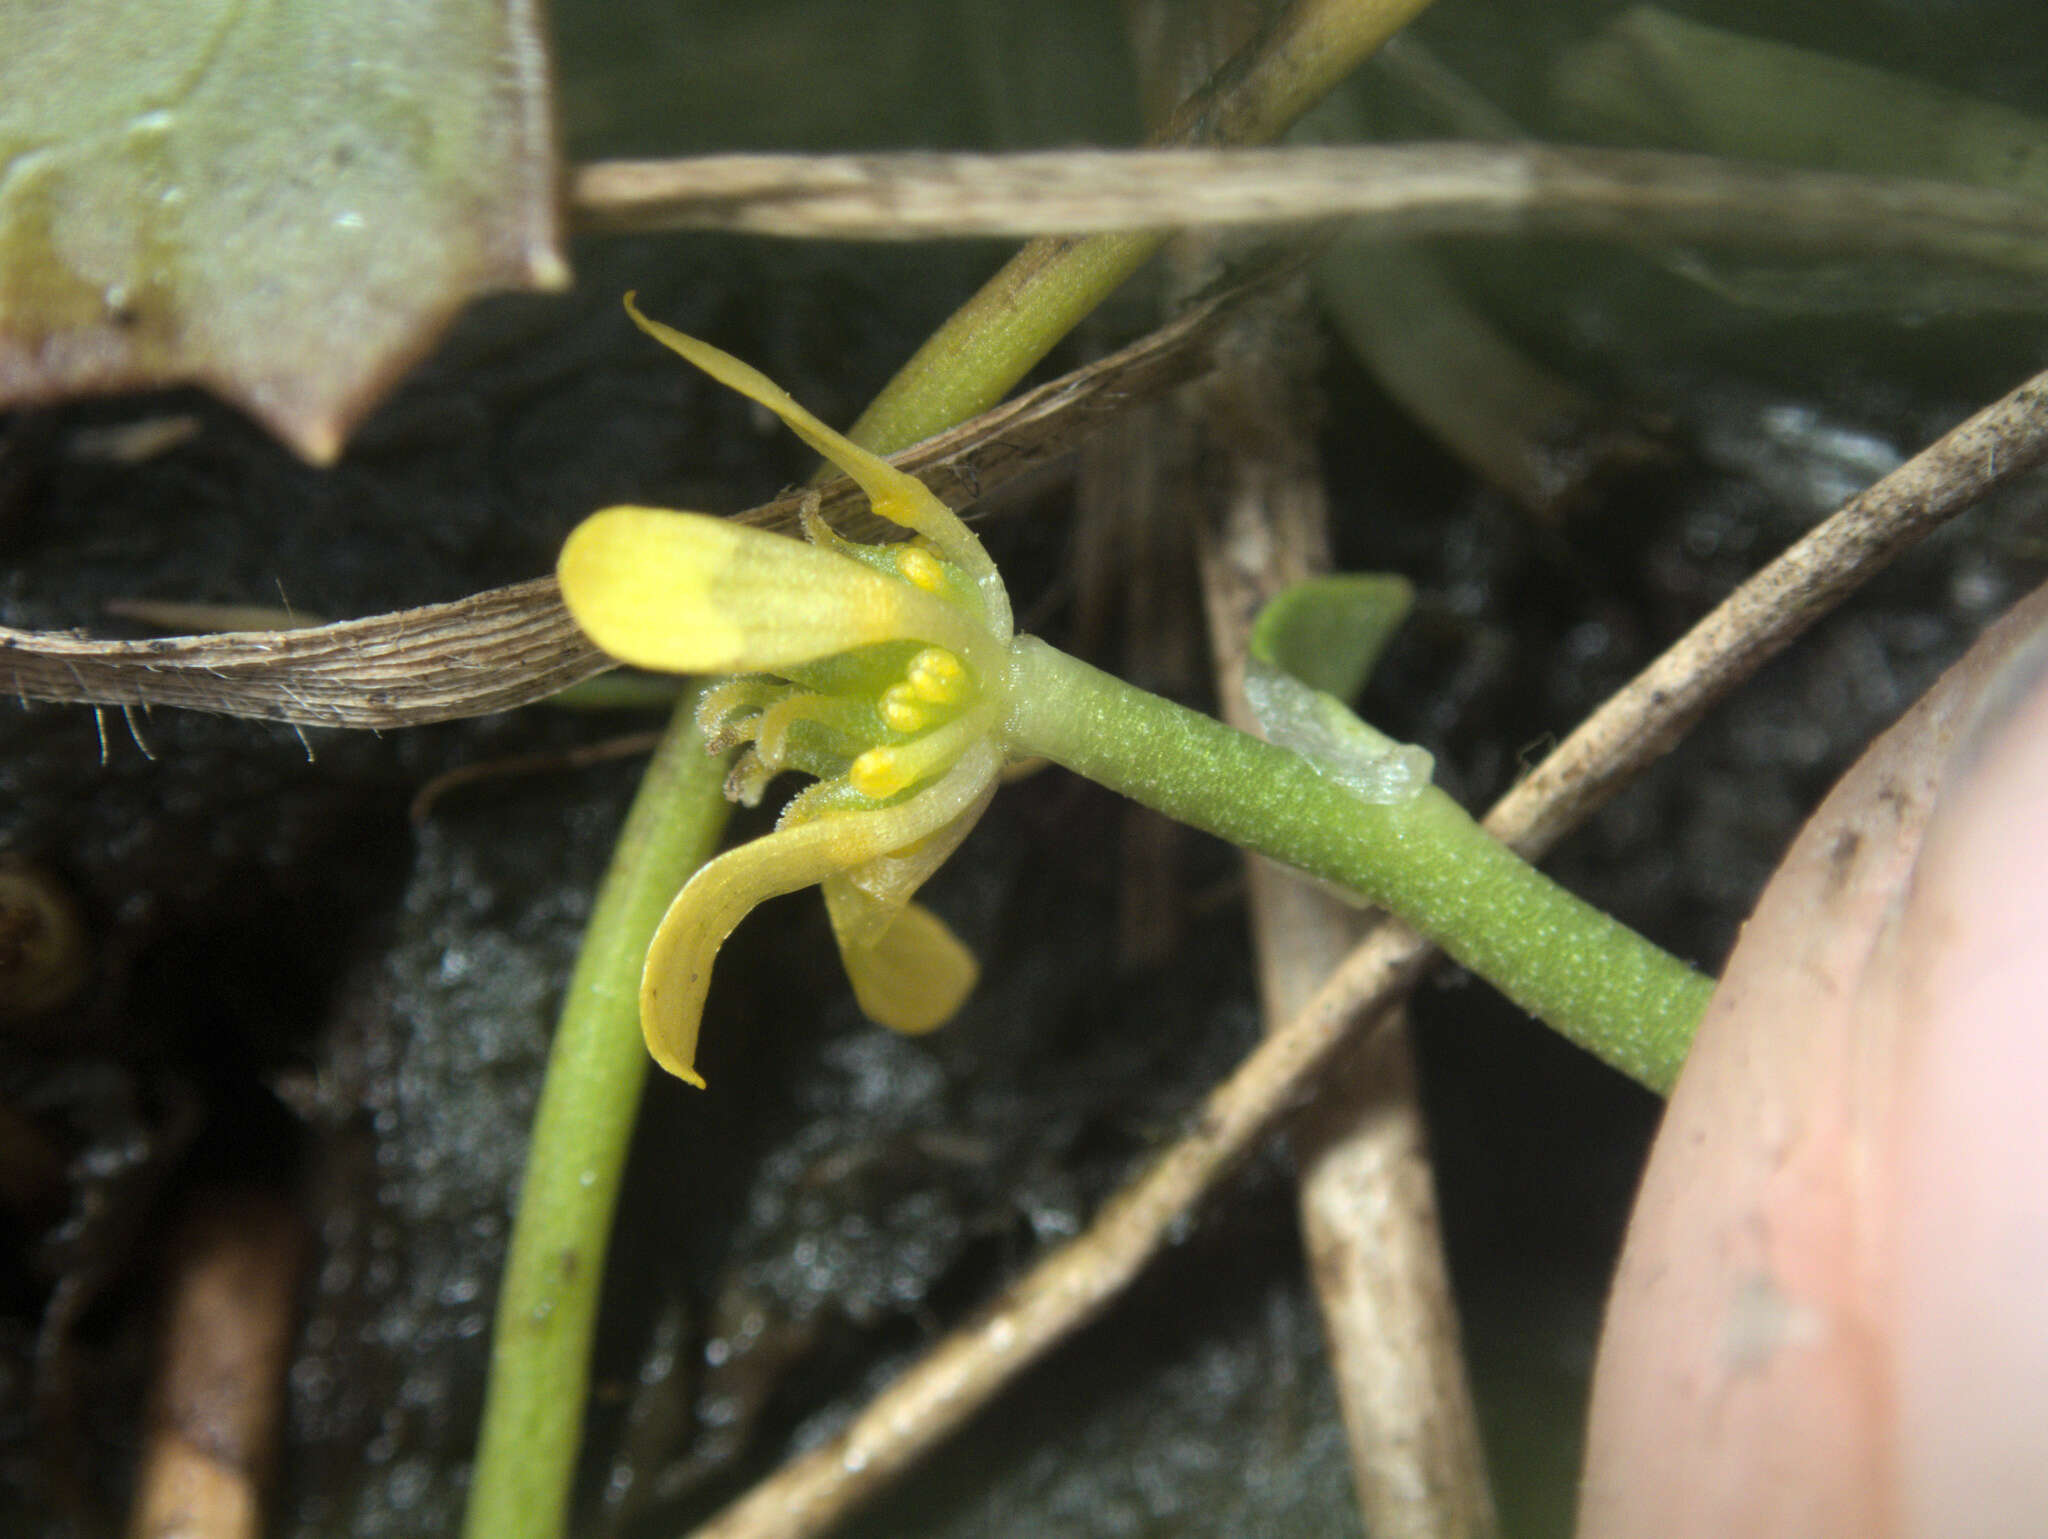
[560,296,1716,1099]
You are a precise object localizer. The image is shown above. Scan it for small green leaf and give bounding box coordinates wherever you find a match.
[1248,573,1414,700]
[1247,574,1432,805]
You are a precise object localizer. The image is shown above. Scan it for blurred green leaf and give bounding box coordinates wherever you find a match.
[0,0,567,461]
[1557,6,2048,195]
[1249,572,1414,701]
[1246,574,1434,807]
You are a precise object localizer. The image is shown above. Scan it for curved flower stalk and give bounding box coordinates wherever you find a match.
[561,299,1712,1098]
[558,296,1013,1087]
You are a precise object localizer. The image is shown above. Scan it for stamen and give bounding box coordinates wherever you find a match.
[696,677,785,749]
[754,692,854,772]
[905,648,968,705]
[848,705,996,800]
[724,748,775,808]
[895,546,948,593]
[881,684,929,734]
[798,495,853,554]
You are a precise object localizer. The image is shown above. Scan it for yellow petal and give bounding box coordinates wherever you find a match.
[823,778,998,949]
[640,820,842,1087]
[559,506,988,674]
[838,901,978,1036]
[640,742,1002,1086]
[623,295,1010,638]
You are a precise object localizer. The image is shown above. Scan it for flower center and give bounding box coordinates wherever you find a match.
[695,538,1002,817]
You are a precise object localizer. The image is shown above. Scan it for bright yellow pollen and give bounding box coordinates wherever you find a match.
[906,648,968,704]
[895,547,948,593]
[881,685,929,734]
[849,746,908,799]
[849,711,991,801]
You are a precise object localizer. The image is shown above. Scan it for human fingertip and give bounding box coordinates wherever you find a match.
[1891,641,2048,1538]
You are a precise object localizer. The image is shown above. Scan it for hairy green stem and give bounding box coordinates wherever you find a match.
[1005,637,1710,1091]
[462,700,731,1539]
[841,0,1436,457]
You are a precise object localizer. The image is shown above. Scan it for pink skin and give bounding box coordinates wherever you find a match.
[1579,581,2048,1538]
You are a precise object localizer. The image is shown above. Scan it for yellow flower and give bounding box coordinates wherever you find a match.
[557,297,1014,1087]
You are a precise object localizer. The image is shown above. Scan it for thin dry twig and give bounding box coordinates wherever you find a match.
[570,145,2048,279]
[1191,303,1497,1536]
[683,365,2048,1539]
[0,578,600,731]
[1071,404,1209,968]
[1490,363,2048,862]
[407,729,664,823]
[0,279,1256,727]
[1135,20,1491,1518]
[126,1190,306,1539]
[688,933,1441,1539]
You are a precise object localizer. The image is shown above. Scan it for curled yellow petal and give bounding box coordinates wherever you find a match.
[622,295,1011,638]
[820,770,1000,951]
[559,507,990,674]
[640,742,1003,1085]
[622,296,928,530]
[639,822,842,1087]
[837,901,978,1036]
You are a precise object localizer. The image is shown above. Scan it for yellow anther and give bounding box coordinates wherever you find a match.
[847,709,993,803]
[905,647,968,705]
[849,746,910,800]
[881,684,929,734]
[895,546,948,593]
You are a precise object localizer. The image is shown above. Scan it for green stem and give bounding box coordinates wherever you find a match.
[842,229,1163,457]
[841,0,1437,457]
[462,698,731,1539]
[1005,638,1710,1092]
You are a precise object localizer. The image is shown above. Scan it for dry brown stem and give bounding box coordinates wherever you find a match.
[0,280,1254,728]
[407,730,666,823]
[0,577,601,731]
[570,145,2048,277]
[1191,303,1497,1537]
[1136,16,1491,1515]
[682,363,2048,1539]
[1147,30,1491,1518]
[1490,364,2048,863]
[126,1190,306,1539]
